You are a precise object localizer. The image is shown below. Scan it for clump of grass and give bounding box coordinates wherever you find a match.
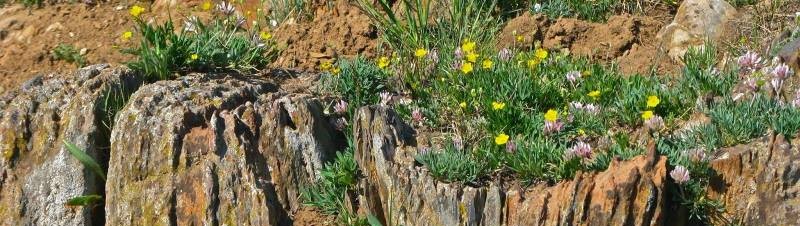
[52,44,86,68]
[415,141,489,184]
[267,0,312,25]
[124,3,278,81]
[301,145,365,225]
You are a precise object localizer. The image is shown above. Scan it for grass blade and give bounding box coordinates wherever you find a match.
[63,140,106,181]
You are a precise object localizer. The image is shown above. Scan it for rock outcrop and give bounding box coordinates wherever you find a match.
[355,106,670,226]
[0,64,142,225]
[657,0,737,61]
[709,133,800,225]
[105,73,346,225]
[4,65,800,225]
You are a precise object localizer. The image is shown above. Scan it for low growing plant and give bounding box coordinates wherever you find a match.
[52,44,86,68]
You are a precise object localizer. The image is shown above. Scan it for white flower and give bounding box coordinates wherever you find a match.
[216,1,236,15]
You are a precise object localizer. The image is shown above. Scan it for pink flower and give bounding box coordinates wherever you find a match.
[564,141,592,160]
[411,108,425,123]
[792,89,800,108]
[505,140,517,153]
[498,48,513,61]
[543,120,563,134]
[686,148,707,163]
[427,49,440,64]
[670,165,691,185]
[379,92,393,106]
[744,78,760,92]
[737,51,764,74]
[565,71,581,86]
[454,47,464,60]
[569,101,599,115]
[772,63,793,80]
[452,135,464,151]
[644,115,664,131]
[333,100,348,114]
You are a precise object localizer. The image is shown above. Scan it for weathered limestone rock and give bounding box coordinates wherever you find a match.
[355,106,670,226]
[0,64,142,225]
[105,73,345,225]
[709,134,800,225]
[657,0,737,61]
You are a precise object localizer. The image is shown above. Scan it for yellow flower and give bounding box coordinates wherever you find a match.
[466,52,479,63]
[260,31,272,40]
[121,31,133,40]
[582,70,591,77]
[190,54,199,60]
[415,48,428,58]
[482,59,493,69]
[516,35,524,42]
[495,133,510,145]
[588,90,601,99]
[544,109,558,122]
[534,48,548,60]
[527,59,540,69]
[201,1,212,11]
[492,101,505,111]
[461,40,476,53]
[642,111,654,120]
[459,102,467,108]
[331,67,341,75]
[646,95,660,108]
[320,61,333,71]
[461,62,474,74]
[577,129,586,136]
[377,56,390,69]
[129,5,145,17]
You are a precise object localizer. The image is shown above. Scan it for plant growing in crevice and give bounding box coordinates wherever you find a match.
[63,140,106,208]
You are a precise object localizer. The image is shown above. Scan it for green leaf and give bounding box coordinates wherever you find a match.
[367,214,383,226]
[66,195,103,207]
[63,140,106,181]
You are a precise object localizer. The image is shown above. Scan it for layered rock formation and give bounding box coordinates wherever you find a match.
[355,106,670,226]
[1,65,799,225]
[104,73,345,225]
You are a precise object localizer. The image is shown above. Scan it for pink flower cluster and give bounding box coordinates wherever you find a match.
[564,141,592,160]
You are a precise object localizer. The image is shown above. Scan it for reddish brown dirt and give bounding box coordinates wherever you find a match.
[0,3,134,94]
[292,207,336,226]
[271,0,378,71]
[498,12,677,75]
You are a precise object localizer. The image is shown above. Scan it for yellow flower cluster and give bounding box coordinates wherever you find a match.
[527,48,549,69]
[129,5,145,17]
[377,56,390,69]
[642,95,660,120]
[121,31,133,41]
[492,101,506,111]
[260,31,272,40]
[320,61,340,75]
